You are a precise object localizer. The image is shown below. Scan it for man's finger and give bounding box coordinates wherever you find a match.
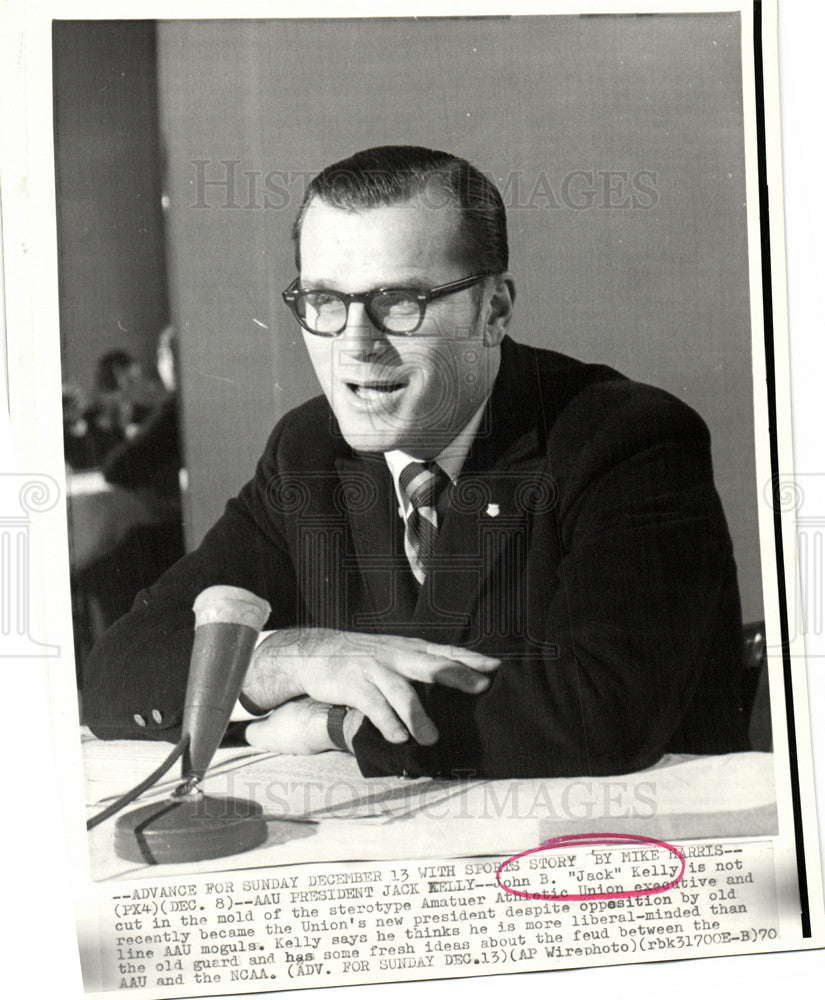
[422,643,501,669]
[378,648,494,692]
[426,660,492,693]
[244,718,269,749]
[371,669,439,746]
[381,635,499,666]
[245,713,287,752]
[347,686,411,745]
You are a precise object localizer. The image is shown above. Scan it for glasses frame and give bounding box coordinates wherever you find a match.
[281,272,493,337]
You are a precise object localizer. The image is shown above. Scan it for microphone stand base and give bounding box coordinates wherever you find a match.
[114,795,267,864]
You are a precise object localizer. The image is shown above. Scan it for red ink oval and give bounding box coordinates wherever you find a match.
[496,832,685,902]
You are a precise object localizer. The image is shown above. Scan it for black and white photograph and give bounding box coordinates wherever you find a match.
[1,1,823,997]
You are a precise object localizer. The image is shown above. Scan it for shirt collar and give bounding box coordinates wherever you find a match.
[384,396,489,514]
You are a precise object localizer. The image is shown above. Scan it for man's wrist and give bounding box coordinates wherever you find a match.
[309,699,338,752]
[243,629,302,711]
[342,708,365,754]
[326,705,349,751]
[244,698,339,755]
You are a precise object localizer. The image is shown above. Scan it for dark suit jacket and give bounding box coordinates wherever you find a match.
[84,337,748,778]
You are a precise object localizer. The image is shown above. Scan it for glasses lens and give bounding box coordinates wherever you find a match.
[370,290,422,332]
[298,291,347,334]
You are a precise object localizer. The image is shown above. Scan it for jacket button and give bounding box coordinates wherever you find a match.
[133,713,147,727]
[151,709,163,724]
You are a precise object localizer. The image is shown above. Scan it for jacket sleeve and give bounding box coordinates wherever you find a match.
[83,422,302,742]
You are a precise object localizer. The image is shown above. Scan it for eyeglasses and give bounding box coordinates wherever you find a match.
[281,273,492,337]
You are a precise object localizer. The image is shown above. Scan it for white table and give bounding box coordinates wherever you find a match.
[82,732,778,882]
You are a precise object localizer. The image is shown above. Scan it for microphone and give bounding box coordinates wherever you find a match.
[113,585,272,864]
[182,586,271,781]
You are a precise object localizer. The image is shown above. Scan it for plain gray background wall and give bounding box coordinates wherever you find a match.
[155,13,762,620]
[54,21,169,393]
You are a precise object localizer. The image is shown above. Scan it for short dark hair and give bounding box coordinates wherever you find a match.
[291,146,508,275]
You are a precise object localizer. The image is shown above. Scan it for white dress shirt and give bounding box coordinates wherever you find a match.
[383,396,490,526]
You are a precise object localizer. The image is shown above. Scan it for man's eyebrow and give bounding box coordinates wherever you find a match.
[298,278,333,290]
[301,277,438,291]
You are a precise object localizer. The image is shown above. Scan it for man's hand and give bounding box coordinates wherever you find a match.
[245,699,366,756]
[245,698,334,755]
[242,629,499,747]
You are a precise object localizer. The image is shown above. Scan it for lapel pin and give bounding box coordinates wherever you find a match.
[486,503,500,518]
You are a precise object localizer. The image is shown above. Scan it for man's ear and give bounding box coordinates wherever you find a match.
[482,273,516,347]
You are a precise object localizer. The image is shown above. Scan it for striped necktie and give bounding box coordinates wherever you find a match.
[399,461,449,585]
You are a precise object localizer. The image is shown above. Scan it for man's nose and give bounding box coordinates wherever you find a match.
[339,302,388,359]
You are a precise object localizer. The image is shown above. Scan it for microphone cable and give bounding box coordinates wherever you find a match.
[86,735,189,831]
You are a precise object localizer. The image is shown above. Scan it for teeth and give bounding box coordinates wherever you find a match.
[355,385,399,400]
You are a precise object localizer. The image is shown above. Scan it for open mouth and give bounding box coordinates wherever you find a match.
[346,381,407,400]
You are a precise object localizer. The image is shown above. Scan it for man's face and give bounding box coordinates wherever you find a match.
[297,197,504,457]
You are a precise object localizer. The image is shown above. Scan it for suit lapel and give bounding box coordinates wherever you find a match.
[414,449,547,641]
[412,339,551,641]
[334,454,418,627]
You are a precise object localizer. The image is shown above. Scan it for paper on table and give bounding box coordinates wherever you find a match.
[83,731,777,881]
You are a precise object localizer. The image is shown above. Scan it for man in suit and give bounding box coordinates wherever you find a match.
[84,146,748,778]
